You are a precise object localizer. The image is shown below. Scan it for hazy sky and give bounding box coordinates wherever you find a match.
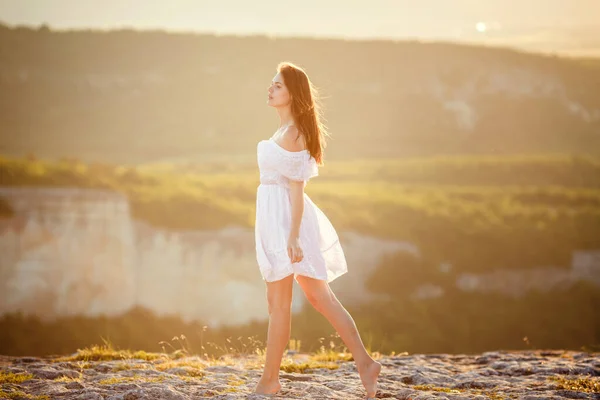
[2,0,600,56]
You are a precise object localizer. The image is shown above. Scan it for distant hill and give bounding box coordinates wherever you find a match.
[1,23,599,164]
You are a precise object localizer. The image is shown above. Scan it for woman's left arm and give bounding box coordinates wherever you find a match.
[288,181,304,263]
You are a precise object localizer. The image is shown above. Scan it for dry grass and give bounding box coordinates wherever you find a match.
[0,389,50,400]
[55,341,164,363]
[0,372,49,399]
[152,360,206,379]
[280,359,340,373]
[0,371,34,384]
[98,374,171,385]
[412,384,462,393]
[52,375,83,383]
[50,330,388,376]
[38,331,353,391]
[308,334,355,363]
[548,375,600,393]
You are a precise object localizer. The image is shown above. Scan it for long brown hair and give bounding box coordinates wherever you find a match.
[277,61,329,166]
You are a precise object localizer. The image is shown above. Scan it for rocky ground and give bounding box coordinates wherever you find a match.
[0,349,598,399]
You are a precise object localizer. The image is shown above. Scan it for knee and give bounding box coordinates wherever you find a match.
[267,297,292,315]
[306,292,337,314]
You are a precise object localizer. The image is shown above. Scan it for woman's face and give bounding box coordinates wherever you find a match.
[267,72,291,108]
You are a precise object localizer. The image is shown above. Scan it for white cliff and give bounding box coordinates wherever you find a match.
[0,187,403,327]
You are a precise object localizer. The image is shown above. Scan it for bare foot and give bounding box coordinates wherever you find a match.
[253,378,282,395]
[358,360,381,398]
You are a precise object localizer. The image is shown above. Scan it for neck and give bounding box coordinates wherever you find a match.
[276,108,294,129]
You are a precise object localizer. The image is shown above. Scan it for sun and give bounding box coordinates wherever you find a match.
[475,22,487,33]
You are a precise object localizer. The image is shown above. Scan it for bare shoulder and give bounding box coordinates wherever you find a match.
[278,125,307,152]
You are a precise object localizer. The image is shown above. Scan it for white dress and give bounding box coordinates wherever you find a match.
[255,137,348,283]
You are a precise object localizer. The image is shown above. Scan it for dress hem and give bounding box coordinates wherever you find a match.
[259,264,347,284]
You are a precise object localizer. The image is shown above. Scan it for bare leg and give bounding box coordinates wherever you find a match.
[296,275,381,398]
[254,273,294,395]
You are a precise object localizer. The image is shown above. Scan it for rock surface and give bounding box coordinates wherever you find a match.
[1,349,599,399]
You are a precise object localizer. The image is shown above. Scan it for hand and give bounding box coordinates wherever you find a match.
[287,236,304,263]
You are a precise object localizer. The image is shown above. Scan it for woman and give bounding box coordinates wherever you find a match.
[254,61,382,399]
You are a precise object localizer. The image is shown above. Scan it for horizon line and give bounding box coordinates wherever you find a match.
[1,20,599,60]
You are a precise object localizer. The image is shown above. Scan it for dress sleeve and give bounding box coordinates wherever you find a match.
[276,153,319,182]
